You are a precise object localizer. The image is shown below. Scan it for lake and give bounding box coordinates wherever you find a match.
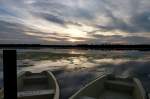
[0,49,150,99]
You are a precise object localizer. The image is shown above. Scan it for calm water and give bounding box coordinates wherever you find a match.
[0,49,150,99]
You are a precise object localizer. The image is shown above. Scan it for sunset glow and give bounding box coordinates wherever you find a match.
[0,0,150,44]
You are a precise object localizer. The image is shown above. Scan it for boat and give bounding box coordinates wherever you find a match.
[70,74,147,99]
[17,71,59,99]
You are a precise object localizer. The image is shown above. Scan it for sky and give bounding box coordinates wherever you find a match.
[0,0,150,44]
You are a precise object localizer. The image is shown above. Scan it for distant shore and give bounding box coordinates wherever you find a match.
[0,44,150,51]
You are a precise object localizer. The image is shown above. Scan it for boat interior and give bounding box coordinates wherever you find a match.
[73,76,146,99]
[17,71,56,99]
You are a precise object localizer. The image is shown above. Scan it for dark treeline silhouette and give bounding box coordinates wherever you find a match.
[0,44,150,51]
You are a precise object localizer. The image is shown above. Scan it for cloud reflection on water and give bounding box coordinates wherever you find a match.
[16,50,150,99]
[18,57,132,72]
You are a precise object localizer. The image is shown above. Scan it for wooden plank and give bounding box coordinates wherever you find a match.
[3,50,17,99]
[24,75,47,79]
[18,89,55,97]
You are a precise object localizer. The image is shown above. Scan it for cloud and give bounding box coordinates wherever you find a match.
[90,0,150,33]
[34,13,66,26]
[0,0,150,44]
[83,34,150,44]
[95,11,150,33]
[131,12,150,32]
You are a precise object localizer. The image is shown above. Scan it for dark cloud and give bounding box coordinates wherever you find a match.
[131,12,150,32]
[0,6,16,16]
[0,20,57,44]
[122,36,150,44]
[33,12,66,26]
[0,20,28,36]
[42,14,64,25]
[31,1,95,21]
[84,34,150,44]
[31,11,83,27]
[85,0,150,33]
[94,10,150,33]
[75,8,95,20]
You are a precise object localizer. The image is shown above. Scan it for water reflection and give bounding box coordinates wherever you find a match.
[17,56,149,72]
[18,57,130,71]
[0,49,149,98]
[16,50,150,99]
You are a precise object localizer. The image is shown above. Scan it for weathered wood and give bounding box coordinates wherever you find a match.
[3,50,17,99]
[18,89,55,97]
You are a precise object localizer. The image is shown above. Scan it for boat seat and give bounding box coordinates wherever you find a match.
[23,75,48,84]
[24,75,47,80]
[18,89,55,98]
[105,80,134,87]
[80,96,96,99]
[104,80,134,92]
[98,90,133,99]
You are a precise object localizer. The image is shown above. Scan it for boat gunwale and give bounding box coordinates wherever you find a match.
[69,74,147,99]
[69,74,107,99]
[46,71,60,99]
[133,78,147,99]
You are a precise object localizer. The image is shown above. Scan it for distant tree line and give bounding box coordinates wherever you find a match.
[0,44,150,51]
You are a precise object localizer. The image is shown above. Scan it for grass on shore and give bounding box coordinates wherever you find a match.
[16,52,143,61]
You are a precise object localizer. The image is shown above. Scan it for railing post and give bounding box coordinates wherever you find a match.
[3,50,17,99]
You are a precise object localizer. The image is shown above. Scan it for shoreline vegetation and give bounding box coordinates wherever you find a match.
[17,51,146,61]
[16,51,149,69]
[0,44,150,51]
